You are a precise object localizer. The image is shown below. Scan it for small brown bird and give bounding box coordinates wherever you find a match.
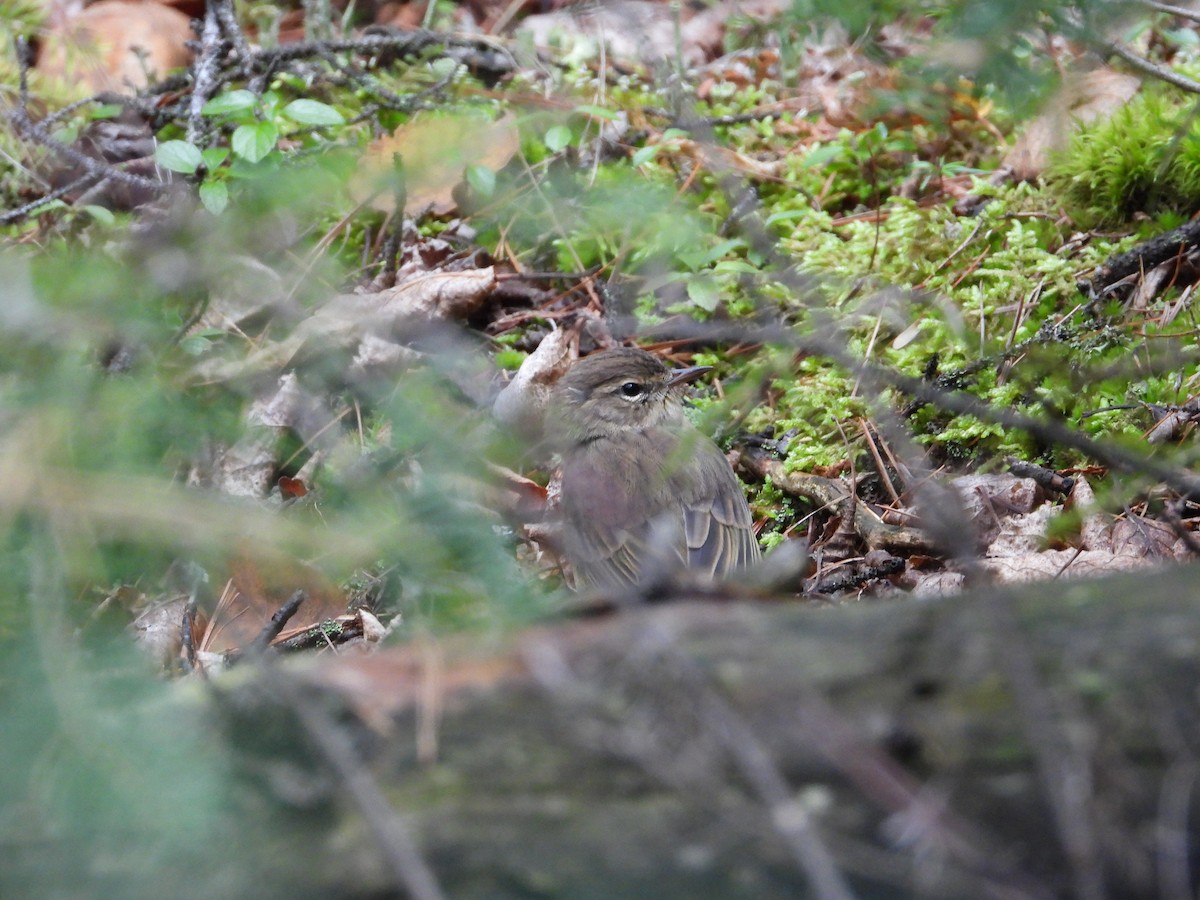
[554,347,760,589]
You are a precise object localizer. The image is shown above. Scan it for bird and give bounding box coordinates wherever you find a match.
[553,346,761,590]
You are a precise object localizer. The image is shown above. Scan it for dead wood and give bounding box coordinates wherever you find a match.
[195,564,1200,899]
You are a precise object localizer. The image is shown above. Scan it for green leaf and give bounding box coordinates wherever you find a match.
[713,260,759,275]
[51,125,79,145]
[231,122,279,163]
[90,104,123,120]
[802,145,842,167]
[574,104,620,121]
[631,144,660,167]
[198,180,229,215]
[260,90,283,118]
[180,335,213,356]
[764,209,810,226]
[33,200,67,218]
[202,90,257,116]
[81,205,115,225]
[155,140,202,174]
[677,238,745,272]
[544,125,572,153]
[687,278,721,312]
[282,99,344,127]
[465,164,496,197]
[201,147,230,169]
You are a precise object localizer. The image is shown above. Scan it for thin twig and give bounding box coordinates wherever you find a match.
[253,663,446,900]
[1141,0,1200,24]
[187,6,229,145]
[0,171,105,225]
[1106,40,1200,93]
[212,0,254,75]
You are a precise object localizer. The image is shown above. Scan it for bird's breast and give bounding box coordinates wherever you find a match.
[560,431,680,528]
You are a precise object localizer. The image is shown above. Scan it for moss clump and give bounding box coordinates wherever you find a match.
[1047,87,1200,226]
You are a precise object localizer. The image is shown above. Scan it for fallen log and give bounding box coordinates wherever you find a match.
[234,565,1199,899]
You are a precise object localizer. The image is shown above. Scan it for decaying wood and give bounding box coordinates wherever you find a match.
[201,564,1200,899]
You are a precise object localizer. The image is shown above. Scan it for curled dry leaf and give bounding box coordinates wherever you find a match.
[247,371,345,459]
[492,327,578,444]
[1004,67,1141,182]
[128,594,189,667]
[37,0,193,93]
[200,256,292,333]
[520,1,692,65]
[351,112,520,215]
[371,266,499,321]
[482,463,550,523]
[189,434,278,498]
[194,266,497,381]
[349,333,424,379]
[1069,477,1113,553]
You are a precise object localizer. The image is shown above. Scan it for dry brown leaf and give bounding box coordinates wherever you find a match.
[1069,477,1113,552]
[313,644,528,723]
[191,435,277,498]
[520,1,685,65]
[373,266,499,320]
[981,549,1154,584]
[1111,515,1178,560]
[911,570,967,597]
[1004,67,1141,181]
[492,327,578,443]
[696,142,785,181]
[199,557,346,656]
[950,473,1043,550]
[952,474,1041,517]
[37,0,193,94]
[194,266,496,381]
[128,593,189,667]
[985,506,1055,558]
[351,112,520,214]
[682,0,789,63]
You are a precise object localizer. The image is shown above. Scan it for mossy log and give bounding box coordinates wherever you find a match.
[237,565,1200,900]
[6,566,1195,900]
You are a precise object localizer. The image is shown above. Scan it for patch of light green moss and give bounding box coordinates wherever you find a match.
[1047,84,1200,226]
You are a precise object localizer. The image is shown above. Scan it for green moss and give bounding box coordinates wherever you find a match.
[1047,86,1200,226]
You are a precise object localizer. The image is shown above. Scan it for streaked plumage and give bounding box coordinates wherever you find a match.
[555,347,760,589]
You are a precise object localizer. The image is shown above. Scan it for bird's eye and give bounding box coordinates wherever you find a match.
[620,382,644,398]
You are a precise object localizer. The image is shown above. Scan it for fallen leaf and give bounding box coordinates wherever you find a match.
[278,476,308,498]
[198,557,347,657]
[351,112,521,214]
[492,327,578,444]
[1004,67,1141,181]
[37,0,193,94]
[981,549,1155,583]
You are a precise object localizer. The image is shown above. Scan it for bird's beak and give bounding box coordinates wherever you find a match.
[667,365,713,388]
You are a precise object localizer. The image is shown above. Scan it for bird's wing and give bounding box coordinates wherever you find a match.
[567,511,690,589]
[677,443,762,580]
[562,430,758,589]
